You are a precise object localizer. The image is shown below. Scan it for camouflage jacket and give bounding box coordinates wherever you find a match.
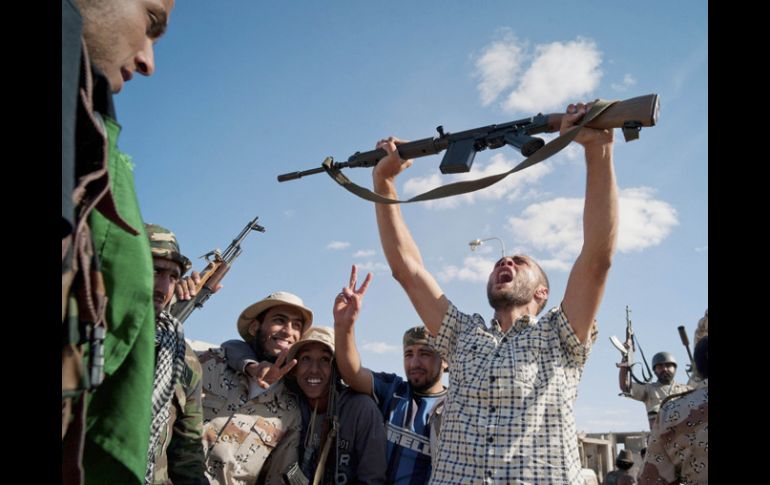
[153,342,209,485]
[639,380,708,485]
[199,347,301,485]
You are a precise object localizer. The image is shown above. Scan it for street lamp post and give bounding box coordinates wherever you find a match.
[468,237,507,259]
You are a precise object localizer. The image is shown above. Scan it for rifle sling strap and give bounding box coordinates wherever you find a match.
[323,100,615,204]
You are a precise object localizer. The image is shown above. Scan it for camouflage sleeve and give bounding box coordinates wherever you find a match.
[638,416,676,485]
[167,344,210,485]
[221,338,259,373]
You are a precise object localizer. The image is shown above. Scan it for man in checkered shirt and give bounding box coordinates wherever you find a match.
[371,101,618,484]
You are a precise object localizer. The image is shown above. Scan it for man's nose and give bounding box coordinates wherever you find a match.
[135,39,155,76]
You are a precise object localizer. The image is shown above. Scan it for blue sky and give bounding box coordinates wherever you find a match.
[116,0,707,433]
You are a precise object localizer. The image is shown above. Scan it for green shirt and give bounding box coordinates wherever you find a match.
[84,116,155,485]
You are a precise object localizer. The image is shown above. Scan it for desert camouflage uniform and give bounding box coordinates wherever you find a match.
[199,347,301,485]
[629,381,692,424]
[639,381,708,485]
[152,342,209,484]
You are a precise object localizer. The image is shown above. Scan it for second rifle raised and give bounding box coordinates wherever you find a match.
[171,216,265,323]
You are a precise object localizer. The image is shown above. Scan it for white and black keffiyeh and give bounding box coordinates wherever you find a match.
[145,310,186,485]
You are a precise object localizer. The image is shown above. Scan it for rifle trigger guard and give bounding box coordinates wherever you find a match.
[622,121,643,142]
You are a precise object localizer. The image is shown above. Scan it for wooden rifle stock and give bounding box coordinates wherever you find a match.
[170,216,264,323]
[543,94,660,133]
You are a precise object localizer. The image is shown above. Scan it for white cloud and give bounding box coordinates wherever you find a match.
[356,261,390,274]
[326,241,350,250]
[361,341,400,354]
[616,187,679,252]
[506,187,679,269]
[402,153,553,210]
[353,249,375,258]
[694,245,708,253]
[508,198,584,264]
[437,255,495,283]
[611,73,636,92]
[283,209,295,218]
[474,31,526,106]
[479,37,602,114]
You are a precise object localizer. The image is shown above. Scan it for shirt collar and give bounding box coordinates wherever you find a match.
[491,314,536,335]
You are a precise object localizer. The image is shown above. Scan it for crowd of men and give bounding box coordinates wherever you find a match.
[62,0,708,483]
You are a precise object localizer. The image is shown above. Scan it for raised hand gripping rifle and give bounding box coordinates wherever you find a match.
[170,216,265,323]
[277,94,659,195]
[610,305,653,386]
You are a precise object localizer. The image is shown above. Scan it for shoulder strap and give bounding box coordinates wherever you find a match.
[323,100,615,204]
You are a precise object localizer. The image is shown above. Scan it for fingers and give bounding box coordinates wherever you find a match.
[258,357,298,389]
[274,347,290,367]
[190,271,202,285]
[254,362,272,380]
[280,358,297,376]
[375,136,407,151]
[349,264,357,289]
[358,272,373,296]
[339,270,373,301]
[175,277,197,301]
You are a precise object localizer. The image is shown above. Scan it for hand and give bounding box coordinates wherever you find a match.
[175,271,201,301]
[174,270,223,301]
[372,136,413,185]
[560,100,614,149]
[333,265,373,332]
[246,348,298,389]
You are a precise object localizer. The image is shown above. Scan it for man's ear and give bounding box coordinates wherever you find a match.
[534,285,549,302]
[248,320,260,338]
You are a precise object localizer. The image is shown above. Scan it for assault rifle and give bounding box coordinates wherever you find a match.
[278,94,659,182]
[170,216,265,323]
[610,305,653,385]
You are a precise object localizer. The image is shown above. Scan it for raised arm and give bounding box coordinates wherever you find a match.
[372,137,449,336]
[333,266,375,394]
[560,102,619,343]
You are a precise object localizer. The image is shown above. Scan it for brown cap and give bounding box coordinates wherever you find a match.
[286,326,335,362]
